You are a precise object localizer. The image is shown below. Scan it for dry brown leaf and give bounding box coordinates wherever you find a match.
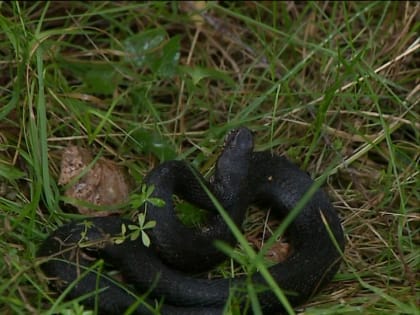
[248,234,291,263]
[59,145,131,216]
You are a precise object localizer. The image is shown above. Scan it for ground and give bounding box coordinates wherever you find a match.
[0,2,418,315]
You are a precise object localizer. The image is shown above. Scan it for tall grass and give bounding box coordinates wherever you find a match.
[0,1,418,314]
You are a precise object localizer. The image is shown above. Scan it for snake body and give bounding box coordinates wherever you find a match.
[38,127,345,314]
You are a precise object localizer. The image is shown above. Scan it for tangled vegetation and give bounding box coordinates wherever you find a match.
[0,2,418,314]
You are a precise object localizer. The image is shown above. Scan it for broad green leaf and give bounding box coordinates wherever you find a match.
[154,35,181,77]
[57,58,122,95]
[124,29,180,78]
[124,28,167,67]
[83,67,120,94]
[131,128,177,161]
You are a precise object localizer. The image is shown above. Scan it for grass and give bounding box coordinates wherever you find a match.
[0,1,419,314]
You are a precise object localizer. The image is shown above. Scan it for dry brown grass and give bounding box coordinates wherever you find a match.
[0,1,418,314]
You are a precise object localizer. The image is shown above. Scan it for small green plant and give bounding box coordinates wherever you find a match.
[60,302,94,315]
[113,184,164,247]
[130,184,166,210]
[114,212,156,247]
[0,2,417,314]
[77,220,96,248]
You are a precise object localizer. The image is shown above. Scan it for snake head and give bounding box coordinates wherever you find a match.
[223,127,254,153]
[214,127,254,184]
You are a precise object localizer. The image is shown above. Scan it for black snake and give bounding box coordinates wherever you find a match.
[38,127,345,314]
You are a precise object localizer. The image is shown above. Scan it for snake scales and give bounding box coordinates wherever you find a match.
[38,127,345,314]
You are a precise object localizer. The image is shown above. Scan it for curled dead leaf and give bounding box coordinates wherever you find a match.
[59,145,132,216]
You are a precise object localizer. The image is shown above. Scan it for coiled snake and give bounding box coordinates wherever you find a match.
[38,127,345,314]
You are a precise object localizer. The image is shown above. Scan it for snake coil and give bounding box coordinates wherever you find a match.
[38,127,345,315]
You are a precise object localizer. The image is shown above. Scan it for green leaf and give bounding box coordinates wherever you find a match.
[114,237,125,245]
[149,197,166,207]
[175,201,207,226]
[180,66,235,86]
[146,184,155,197]
[141,231,151,247]
[124,28,167,67]
[130,197,143,208]
[83,66,120,94]
[154,35,180,77]
[131,128,177,161]
[130,230,140,241]
[138,212,146,226]
[142,220,156,229]
[128,224,138,231]
[58,59,122,95]
[124,29,180,78]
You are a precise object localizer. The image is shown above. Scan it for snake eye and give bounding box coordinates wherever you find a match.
[216,128,254,176]
[224,128,239,144]
[224,127,254,152]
